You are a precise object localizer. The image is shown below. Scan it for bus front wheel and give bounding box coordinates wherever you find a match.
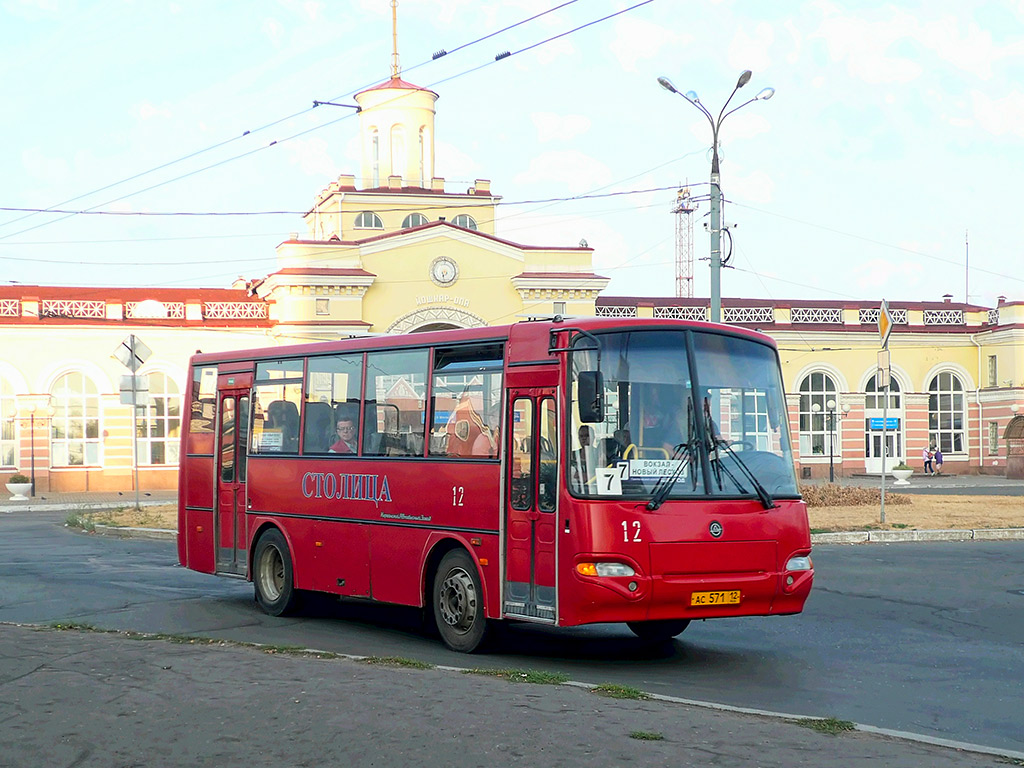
[253,528,300,616]
[627,619,690,642]
[433,550,489,653]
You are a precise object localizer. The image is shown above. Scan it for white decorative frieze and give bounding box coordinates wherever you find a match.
[988,309,999,325]
[595,305,637,318]
[923,309,964,325]
[125,301,186,319]
[859,307,908,325]
[0,299,19,317]
[204,302,269,319]
[654,306,709,321]
[723,306,774,324]
[40,300,105,319]
[791,307,843,324]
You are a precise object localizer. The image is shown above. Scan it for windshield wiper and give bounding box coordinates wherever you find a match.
[646,441,694,511]
[713,439,777,510]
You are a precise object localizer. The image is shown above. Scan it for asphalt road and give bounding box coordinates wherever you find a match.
[1,509,1022,754]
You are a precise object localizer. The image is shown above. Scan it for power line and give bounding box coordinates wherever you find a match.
[1,1,632,243]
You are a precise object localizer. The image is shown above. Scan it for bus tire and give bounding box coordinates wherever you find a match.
[252,528,300,617]
[433,549,489,653]
[627,619,690,642]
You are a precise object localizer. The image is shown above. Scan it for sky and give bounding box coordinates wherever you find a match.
[3,0,1024,308]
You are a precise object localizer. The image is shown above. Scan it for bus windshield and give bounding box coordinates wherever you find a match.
[569,329,798,501]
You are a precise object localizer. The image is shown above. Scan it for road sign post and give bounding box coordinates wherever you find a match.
[877,302,893,524]
[112,335,152,511]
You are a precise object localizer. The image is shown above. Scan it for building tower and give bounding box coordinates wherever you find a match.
[673,187,696,298]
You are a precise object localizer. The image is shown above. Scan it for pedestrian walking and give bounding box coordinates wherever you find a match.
[922,445,934,475]
[934,446,943,475]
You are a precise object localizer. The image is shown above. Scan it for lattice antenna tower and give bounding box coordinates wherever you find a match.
[672,187,696,298]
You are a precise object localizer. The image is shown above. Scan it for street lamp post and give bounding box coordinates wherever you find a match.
[657,71,774,323]
[29,405,36,497]
[826,399,837,483]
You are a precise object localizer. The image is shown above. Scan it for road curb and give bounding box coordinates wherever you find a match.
[812,528,1024,544]
[92,524,176,541]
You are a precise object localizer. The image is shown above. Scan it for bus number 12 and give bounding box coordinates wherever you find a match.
[452,486,465,507]
[622,520,641,542]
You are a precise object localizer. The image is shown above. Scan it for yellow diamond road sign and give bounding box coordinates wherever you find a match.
[878,300,893,348]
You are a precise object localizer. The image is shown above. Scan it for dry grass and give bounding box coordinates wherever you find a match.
[83,492,1024,535]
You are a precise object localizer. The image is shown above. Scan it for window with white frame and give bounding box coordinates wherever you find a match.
[391,125,406,180]
[137,373,181,465]
[402,212,428,229]
[451,214,478,231]
[988,355,997,387]
[50,372,101,466]
[1,377,16,467]
[928,371,966,454]
[989,422,999,455]
[864,375,900,410]
[798,372,838,456]
[354,211,384,229]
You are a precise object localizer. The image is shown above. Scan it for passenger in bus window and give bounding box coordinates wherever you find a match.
[330,416,358,454]
[572,425,595,486]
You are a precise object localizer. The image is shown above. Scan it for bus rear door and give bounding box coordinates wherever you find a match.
[215,379,250,577]
[504,391,559,622]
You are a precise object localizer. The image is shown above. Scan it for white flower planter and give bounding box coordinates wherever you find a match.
[891,469,913,486]
[5,482,32,501]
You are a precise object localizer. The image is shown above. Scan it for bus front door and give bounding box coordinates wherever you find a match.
[215,390,249,576]
[504,392,558,622]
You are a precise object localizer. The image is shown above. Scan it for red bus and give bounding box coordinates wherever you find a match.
[178,317,813,652]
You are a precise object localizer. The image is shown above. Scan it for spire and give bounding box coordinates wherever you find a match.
[391,0,400,78]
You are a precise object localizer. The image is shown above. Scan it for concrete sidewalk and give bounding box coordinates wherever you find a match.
[0,489,176,514]
[0,623,1018,767]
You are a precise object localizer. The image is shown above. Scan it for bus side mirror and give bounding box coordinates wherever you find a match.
[577,371,605,423]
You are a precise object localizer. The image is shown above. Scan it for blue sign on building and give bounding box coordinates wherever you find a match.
[869,417,900,430]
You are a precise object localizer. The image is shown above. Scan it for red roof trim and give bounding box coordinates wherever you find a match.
[356,77,438,97]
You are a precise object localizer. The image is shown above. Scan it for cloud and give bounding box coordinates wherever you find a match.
[852,257,925,293]
[610,16,690,73]
[970,90,1024,137]
[285,137,339,177]
[530,112,591,143]
[726,169,774,205]
[810,3,923,84]
[136,102,171,121]
[20,147,69,184]
[512,150,612,196]
[728,22,774,73]
[436,140,482,181]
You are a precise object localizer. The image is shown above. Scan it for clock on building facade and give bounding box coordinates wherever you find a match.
[429,256,459,287]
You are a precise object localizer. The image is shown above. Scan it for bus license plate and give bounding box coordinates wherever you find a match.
[690,590,741,606]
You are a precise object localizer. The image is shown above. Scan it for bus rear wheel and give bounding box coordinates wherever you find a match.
[433,550,489,653]
[253,528,299,616]
[627,619,690,642]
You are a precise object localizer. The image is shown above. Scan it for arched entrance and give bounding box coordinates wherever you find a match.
[387,307,488,334]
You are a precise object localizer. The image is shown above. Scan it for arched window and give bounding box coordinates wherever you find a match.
[864,375,900,410]
[354,211,384,229]
[50,371,101,466]
[418,126,427,187]
[402,212,428,229]
[0,377,16,467]
[138,373,181,465]
[929,371,966,453]
[391,125,406,181]
[370,128,380,187]
[452,214,478,231]
[798,372,838,456]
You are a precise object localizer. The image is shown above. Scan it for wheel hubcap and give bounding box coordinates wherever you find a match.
[258,545,284,601]
[439,567,477,634]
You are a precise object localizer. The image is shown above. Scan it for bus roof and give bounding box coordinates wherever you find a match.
[189,317,778,367]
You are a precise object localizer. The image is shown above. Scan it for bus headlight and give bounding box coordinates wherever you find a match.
[786,556,813,571]
[576,562,636,577]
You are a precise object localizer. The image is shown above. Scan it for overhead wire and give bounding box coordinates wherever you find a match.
[1,1,645,244]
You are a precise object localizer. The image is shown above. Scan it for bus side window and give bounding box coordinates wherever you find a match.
[511,399,533,510]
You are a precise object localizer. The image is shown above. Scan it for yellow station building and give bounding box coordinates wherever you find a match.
[2,71,1022,492]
